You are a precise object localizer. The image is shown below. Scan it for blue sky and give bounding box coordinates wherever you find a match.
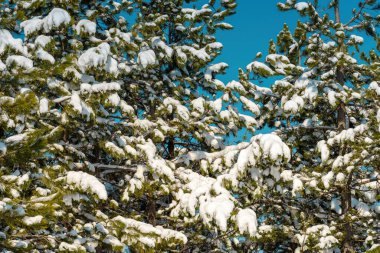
[215,0,377,85]
[213,0,378,142]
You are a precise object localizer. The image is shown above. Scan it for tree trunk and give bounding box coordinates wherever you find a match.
[341,171,354,253]
[168,136,175,159]
[167,22,176,160]
[146,99,157,226]
[336,68,347,130]
[334,1,354,252]
[147,196,157,226]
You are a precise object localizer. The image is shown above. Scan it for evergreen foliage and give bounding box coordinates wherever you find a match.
[230,0,379,251]
[0,0,379,252]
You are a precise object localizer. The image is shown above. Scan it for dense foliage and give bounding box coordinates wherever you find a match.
[0,0,378,252]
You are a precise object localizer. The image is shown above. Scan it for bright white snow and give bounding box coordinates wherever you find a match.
[75,19,96,35]
[138,49,157,68]
[65,171,108,200]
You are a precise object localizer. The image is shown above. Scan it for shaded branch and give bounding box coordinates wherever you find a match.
[93,163,137,173]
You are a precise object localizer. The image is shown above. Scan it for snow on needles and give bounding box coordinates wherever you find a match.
[39,98,49,114]
[0,29,26,55]
[112,216,187,247]
[246,61,274,76]
[35,35,52,48]
[23,215,43,226]
[78,43,113,72]
[80,82,121,94]
[295,225,338,252]
[36,48,55,64]
[240,96,261,115]
[6,55,33,70]
[138,49,157,68]
[75,20,96,35]
[295,2,309,11]
[65,171,107,200]
[172,167,236,232]
[44,8,71,31]
[236,209,258,236]
[176,133,290,167]
[0,60,5,71]
[21,8,71,36]
[172,134,290,234]
[256,134,291,162]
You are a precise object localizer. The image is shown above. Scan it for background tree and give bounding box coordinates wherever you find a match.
[200,0,378,252]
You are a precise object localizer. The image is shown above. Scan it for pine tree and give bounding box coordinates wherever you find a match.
[1,0,379,252]
[0,0,258,252]
[193,0,378,252]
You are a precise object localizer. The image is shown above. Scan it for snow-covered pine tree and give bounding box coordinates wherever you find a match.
[193,0,378,252]
[0,0,259,252]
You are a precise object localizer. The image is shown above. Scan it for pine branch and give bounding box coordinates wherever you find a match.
[53,96,71,103]
[354,175,380,185]
[93,163,137,173]
[280,125,337,132]
[344,1,369,27]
